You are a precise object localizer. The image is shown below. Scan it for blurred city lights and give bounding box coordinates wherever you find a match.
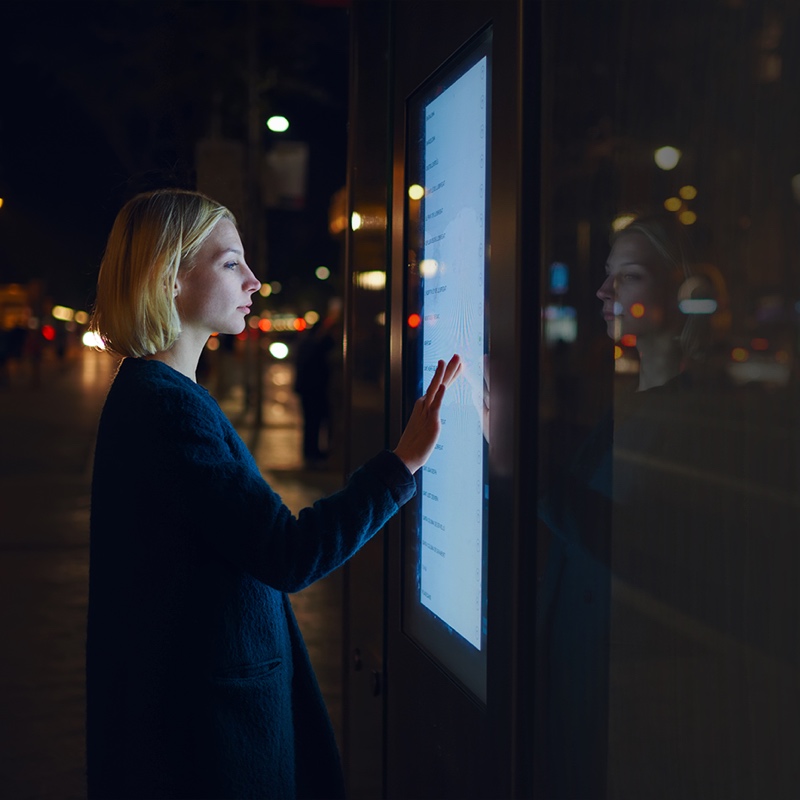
[260,284,272,297]
[420,259,439,278]
[620,334,637,347]
[731,347,749,362]
[679,209,697,225]
[355,270,386,290]
[74,310,89,325]
[293,318,307,331]
[315,266,330,280]
[269,281,282,294]
[408,313,422,328]
[614,345,623,359]
[269,342,289,359]
[266,115,289,132]
[258,318,272,332]
[304,310,320,325]
[679,185,698,200]
[679,298,717,315]
[51,305,75,322]
[612,214,635,232]
[351,211,363,230]
[654,146,681,170]
[630,303,645,318]
[664,197,682,212]
[82,331,105,349]
[408,184,425,200]
[205,336,220,351]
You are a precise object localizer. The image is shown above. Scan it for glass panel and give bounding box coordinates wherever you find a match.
[402,29,491,703]
[537,2,800,797]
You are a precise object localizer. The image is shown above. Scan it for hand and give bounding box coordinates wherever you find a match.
[393,354,462,474]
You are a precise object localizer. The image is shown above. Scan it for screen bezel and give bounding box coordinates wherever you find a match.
[400,25,492,704]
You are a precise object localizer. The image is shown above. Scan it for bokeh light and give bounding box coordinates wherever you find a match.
[266,115,289,132]
[654,146,681,170]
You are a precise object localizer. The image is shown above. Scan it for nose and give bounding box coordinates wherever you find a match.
[243,265,261,295]
[597,274,615,301]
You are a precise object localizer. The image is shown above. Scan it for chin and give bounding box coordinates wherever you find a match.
[222,320,247,336]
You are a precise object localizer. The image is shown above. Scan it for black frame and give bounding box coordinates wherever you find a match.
[400,25,493,703]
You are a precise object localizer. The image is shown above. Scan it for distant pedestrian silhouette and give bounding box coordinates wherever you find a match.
[294,311,339,467]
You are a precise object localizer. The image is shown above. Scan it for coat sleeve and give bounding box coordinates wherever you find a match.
[154,384,415,593]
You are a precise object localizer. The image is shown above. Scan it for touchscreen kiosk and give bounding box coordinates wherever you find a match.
[403,29,491,702]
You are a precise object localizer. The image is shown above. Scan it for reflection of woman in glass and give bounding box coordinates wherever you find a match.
[537,214,710,799]
[597,215,709,392]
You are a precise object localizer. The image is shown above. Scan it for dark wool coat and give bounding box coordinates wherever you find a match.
[86,358,415,800]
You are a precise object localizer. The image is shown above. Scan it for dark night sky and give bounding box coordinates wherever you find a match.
[0,0,350,311]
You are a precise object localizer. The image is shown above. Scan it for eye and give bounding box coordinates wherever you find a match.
[224,261,239,270]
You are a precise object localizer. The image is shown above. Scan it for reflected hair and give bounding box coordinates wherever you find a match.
[612,213,712,360]
[90,189,235,358]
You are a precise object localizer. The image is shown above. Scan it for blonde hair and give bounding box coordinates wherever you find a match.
[90,189,235,358]
[612,214,713,360]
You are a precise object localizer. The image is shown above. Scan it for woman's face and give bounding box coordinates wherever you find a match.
[596,231,670,342]
[175,219,261,339]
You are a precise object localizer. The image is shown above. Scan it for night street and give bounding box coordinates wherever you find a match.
[0,345,343,799]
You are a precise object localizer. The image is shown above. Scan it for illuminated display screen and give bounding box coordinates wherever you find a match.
[403,28,491,701]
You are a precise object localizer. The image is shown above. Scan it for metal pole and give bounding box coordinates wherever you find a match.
[246,0,266,426]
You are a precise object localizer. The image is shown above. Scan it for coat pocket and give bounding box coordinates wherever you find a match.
[199,658,295,798]
[213,657,282,682]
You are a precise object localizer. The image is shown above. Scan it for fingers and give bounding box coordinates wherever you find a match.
[425,360,446,403]
[428,382,447,415]
[442,353,462,386]
[424,354,461,407]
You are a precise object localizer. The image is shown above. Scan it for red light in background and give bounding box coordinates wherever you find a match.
[258,319,272,332]
[236,331,248,341]
[293,318,307,331]
[630,303,645,319]
[41,324,56,341]
[408,313,422,328]
[620,334,637,348]
[751,337,769,351]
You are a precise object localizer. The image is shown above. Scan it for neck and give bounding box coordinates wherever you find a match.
[636,333,682,391]
[148,333,206,382]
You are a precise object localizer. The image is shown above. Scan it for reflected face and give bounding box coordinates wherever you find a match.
[596,232,668,342]
[175,219,261,339]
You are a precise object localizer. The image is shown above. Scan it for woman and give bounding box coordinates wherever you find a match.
[86,188,460,800]
[597,214,708,392]
[538,214,712,798]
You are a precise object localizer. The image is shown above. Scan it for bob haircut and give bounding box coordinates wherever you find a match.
[611,213,713,361]
[90,189,236,358]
